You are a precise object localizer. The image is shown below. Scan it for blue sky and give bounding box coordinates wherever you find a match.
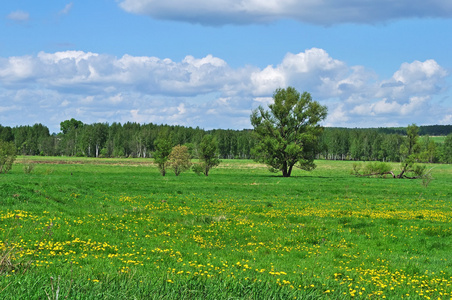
[1,1,452,133]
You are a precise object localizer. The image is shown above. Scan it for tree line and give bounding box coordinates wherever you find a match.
[1,120,452,164]
[0,121,255,160]
[319,127,452,163]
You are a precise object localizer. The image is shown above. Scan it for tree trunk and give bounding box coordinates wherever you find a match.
[287,164,293,177]
[282,164,293,177]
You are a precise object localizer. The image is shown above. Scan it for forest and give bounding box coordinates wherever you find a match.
[1,120,452,164]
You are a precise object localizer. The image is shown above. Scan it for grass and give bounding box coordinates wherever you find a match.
[430,136,447,144]
[0,157,451,299]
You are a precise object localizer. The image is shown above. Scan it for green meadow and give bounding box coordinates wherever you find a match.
[1,158,451,299]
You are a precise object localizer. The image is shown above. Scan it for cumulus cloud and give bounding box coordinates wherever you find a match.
[118,0,452,26]
[378,59,448,101]
[251,48,354,98]
[0,49,450,132]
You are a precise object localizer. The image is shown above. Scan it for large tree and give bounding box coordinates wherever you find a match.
[250,87,327,177]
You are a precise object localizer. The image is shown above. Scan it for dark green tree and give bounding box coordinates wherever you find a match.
[0,125,14,142]
[250,87,327,177]
[199,135,220,176]
[59,119,84,156]
[60,118,84,135]
[441,133,452,163]
[153,134,173,176]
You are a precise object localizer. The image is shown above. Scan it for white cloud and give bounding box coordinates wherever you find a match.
[356,96,429,116]
[80,96,94,104]
[326,103,349,125]
[109,93,123,104]
[251,48,350,97]
[440,114,452,124]
[378,59,448,101]
[7,10,30,22]
[59,3,74,15]
[0,105,16,113]
[0,49,450,132]
[0,56,35,81]
[118,0,452,26]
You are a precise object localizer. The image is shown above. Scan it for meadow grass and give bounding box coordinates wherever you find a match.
[430,136,447,144]
[0,158,451,299]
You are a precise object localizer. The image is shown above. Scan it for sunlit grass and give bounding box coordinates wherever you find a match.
[0,159,451,299]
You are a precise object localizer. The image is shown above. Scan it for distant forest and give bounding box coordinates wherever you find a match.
[1,121,452,163]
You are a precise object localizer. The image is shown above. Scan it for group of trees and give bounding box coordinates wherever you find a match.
[318,127,452,163]
[2,121,450,165]
[0,122,255,159]
[250,87,452,178]
[153,133,220,176]
[1,87,452,177]
[351,124,434,180]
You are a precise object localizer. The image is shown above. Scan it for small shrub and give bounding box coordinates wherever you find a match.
[192,163,203,175]
[352,161,392,177]
[363,161,391,176]
[23,160,35,174]
[351,162,362,175]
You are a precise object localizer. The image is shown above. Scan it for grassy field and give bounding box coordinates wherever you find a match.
[430,136,448,144]
[1,158,451,299]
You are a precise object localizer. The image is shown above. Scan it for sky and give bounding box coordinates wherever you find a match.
[1,1,452,134]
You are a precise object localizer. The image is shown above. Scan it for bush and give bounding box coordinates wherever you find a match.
[352,161,392,177]
[23,159,35,174]
[192,163,203,175]
[363,162,392,176]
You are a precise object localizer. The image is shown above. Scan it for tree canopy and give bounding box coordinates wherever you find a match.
[0,140,16,174]
[1,120,451,164]
[250,87,327,177]
[199,135,220,176]
[168,145,192,176]
[153,134,173,176]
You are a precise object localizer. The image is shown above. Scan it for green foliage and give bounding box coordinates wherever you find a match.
[441,133,452,163]
[352,161,392,177]
[250,87,327,177]
[191,163,204,175]
[364,162,392,175]
[3,120,452,162]
[0,141,16,174]
[153,135,173,176]
[413,164,427,177]
[22,159,35,174]
[168,145,192,176]
[199,135,220,176]
[352,125,432,180]
[60,118,84,135]
[398,124,422,178]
